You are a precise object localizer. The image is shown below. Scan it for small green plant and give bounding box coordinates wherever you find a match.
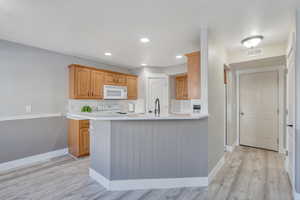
[81,105,92,113]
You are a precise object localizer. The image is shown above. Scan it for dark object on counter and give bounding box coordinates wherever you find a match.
[193,104,201,113]
[116,112,127,115]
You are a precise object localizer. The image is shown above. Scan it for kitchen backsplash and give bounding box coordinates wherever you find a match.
[170,100,192,114]
[68,99,145,113]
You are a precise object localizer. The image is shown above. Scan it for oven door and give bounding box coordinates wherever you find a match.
[103,85,127,99]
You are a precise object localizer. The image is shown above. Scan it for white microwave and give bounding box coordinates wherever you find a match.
[103,85,127,100]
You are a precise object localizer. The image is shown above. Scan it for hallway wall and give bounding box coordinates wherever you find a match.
[208,36,226,172]
[295,9,300,195]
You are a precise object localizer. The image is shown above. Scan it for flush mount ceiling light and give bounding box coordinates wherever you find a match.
[104,52,112,56]
[140,37,150,43]
[141,63,147,66]
[176,55,183,59]
[241,35,264,48]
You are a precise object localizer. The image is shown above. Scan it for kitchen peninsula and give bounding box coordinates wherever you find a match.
[67,112,209,191]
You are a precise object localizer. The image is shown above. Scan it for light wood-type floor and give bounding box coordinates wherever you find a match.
[0,155,208,200]
[209,146,293,200]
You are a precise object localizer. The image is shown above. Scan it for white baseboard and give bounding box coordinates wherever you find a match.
[0,148,68,172]
[89,168,208,191]
[294,191,300,200]
[225,145,234,152]
[208,155,225,183]
[226,141,238,152]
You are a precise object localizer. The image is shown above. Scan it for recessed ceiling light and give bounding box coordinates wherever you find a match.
[141,63,147,66]
[140,38,150,43]
[104,52,112,56]
[176,55,183,59]
[241,35,264,48]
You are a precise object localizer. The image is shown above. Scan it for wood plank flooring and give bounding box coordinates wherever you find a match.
[0,155,207,200]
[0,146,292,200]
[209,146,293,200]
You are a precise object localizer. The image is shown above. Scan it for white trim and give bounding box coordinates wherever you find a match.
[200,28,209,114]
[89,168,208,191]
[294,192,300,200]
[236,66,284,151]
[0,148,68,172]
[208,155,225,183]
[225,145,236,152]
[0,113,62,122]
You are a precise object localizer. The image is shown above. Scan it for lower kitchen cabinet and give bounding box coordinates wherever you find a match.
[68,119,90,157]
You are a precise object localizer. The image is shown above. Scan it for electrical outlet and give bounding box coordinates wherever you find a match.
[25,105,32,113]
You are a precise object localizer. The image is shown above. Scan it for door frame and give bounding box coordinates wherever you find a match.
[145,73,169,114]
[236,66,285,152]
[285,31,296,193]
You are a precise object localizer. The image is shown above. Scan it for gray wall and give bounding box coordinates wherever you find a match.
[0,39,130,163]
[91,119,208,180]
[208,37,226,172]
[0,39,130,117]
[295,9,300,193]
[0,117,67,163]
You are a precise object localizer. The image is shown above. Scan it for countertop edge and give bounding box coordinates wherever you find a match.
[66,113,209,121]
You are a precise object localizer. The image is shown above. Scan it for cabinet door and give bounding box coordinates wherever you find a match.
[91,70,105,99]
[104,72,116,85]
[116,74,127,86]
[186,51,201,99]
[176,75,188,100]
[183,75,188,99]
[75,67,91,98]
[79,128,90,156]
[127,76,138,99]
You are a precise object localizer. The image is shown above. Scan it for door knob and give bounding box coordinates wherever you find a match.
[287,124,294,128]
[240,112,245,116]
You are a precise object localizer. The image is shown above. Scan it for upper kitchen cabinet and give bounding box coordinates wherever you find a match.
[185,51,201,99]
[104,73,127,86]
[175,74,188,100]
[127,75,138,100]
[91,70,105,99]
[69,64,138,100]
[69,65,93,99]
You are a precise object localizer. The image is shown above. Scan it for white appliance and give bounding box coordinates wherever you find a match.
[103,85,127,100]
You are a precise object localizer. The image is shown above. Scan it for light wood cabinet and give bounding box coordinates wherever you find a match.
[127,76,138,100]
[69,64,138,100]
[79,128,90,156]
[105,73,127,86]
[73,67,91,98]
[186,51,201,99]
[175,74,188,100]
[91,70,105,99]
[68,119,90,157]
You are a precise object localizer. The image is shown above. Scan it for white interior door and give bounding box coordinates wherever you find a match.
[239,71,279,151]
[147,77,168,114]
[287,48,296,186]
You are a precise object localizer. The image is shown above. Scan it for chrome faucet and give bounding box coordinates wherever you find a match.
[154,98,160,116]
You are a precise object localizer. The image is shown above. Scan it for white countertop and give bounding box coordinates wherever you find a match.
[66,112,209,121]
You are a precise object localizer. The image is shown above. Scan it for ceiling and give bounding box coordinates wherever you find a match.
[0,0,299,68]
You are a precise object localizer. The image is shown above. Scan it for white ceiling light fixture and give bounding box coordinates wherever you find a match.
[141,63,147,66]
[140,37,150,43]
[176,55,183,59]
[241,35,264,48]
[104,52,112,56]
